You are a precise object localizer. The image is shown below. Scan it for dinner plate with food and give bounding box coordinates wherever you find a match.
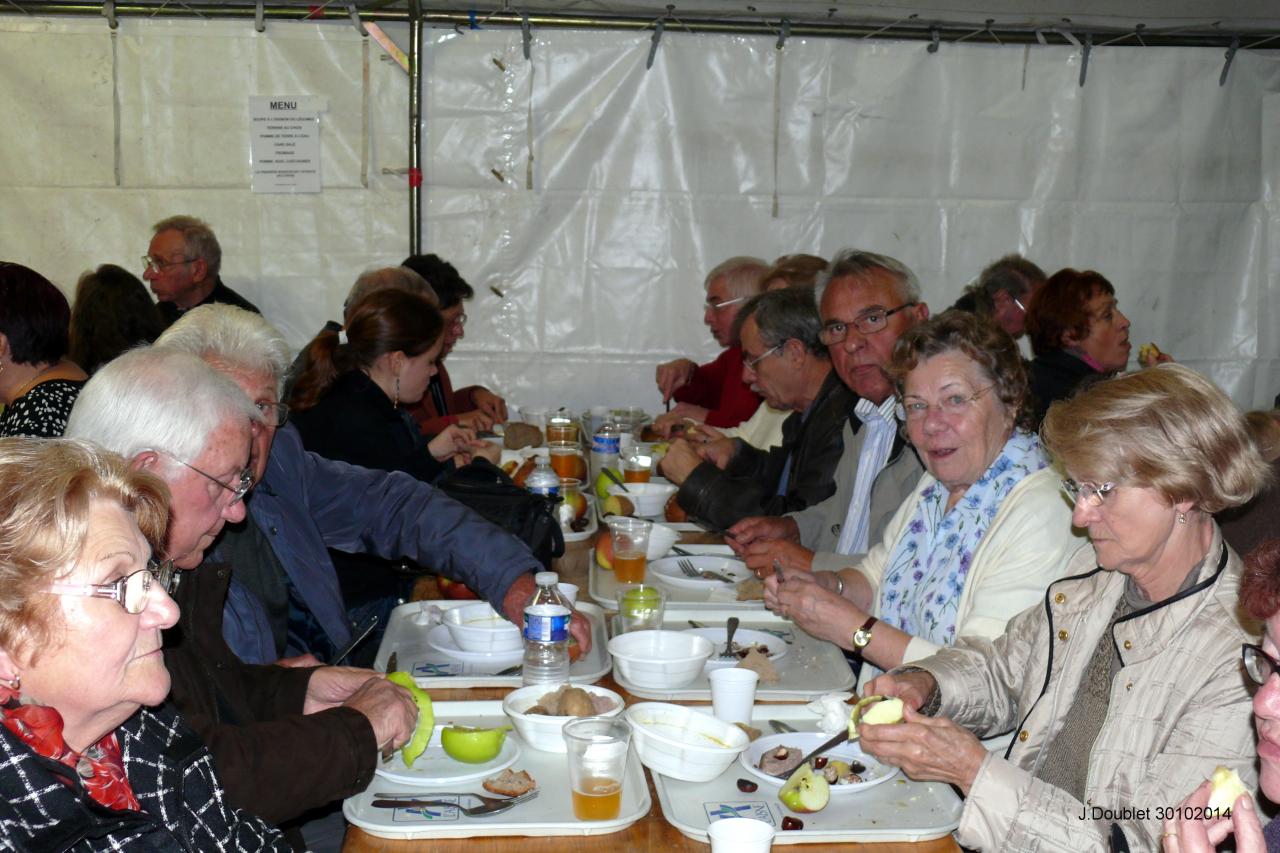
[376,723,522,786]
[680,626,788,670]
[739,732,898,795]
[647,556,753,590]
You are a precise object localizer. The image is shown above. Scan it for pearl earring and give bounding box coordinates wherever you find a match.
[1177,511,1187,524]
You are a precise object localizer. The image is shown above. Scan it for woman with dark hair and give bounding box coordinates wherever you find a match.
[764,311,1080,690]
[0,262,87,438]
[1023,267,1131,426]
[289,289,490,480]
[68,264,164,375]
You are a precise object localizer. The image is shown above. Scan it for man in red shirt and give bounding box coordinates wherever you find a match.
[652,256,770,435]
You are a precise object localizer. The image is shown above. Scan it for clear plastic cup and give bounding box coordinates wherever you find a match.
[607,517,652,583]
[563,716,632,821]
[615,584,666,633]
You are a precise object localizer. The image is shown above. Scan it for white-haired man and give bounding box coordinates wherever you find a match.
[728,250,928,576]
[65,348,418,834]
[157,304,589,668]
[651,256,770,435]
[143,215,259,327]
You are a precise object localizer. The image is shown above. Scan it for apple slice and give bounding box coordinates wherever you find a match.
[1207,766,1248,813]
[848,695,905,739]
[778,762,830,813]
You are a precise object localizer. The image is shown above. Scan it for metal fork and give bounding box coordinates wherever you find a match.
[371,789,538,816]
[678,558,734,584]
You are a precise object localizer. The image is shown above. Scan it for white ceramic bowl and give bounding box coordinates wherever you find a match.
[442,603,523,653]
[607,482,678,517]
[645,523,680,560]
[625,702,750,782]
[501,683,625,753]
[608,630,713,689]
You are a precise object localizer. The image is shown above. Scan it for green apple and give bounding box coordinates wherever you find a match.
[778,762,830,813]
[849,695,904,739]
[386,671,434,767]
[595,468,622,499]
[619,586,660,617]
[440,725,512,764]
[1208,766,1248,812]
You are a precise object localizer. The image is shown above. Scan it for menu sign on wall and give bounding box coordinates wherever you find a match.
[249,96,325,193]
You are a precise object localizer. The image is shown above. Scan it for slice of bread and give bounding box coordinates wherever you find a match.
[482,768,537,797]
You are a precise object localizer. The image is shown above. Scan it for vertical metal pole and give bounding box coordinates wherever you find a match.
[407,0,422,254]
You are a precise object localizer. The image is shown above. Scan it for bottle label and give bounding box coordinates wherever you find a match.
[529,483,560,497]
[524,605,570,643]
[591,433,620,454]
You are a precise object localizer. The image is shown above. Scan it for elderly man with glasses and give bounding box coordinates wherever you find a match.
[651,256,771,437]
[65,346,421,849]
[143,215,259,327]
[659,287,855,530]
[728,249,930,578]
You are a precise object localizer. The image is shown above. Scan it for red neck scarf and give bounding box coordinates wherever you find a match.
[1,701,140,812]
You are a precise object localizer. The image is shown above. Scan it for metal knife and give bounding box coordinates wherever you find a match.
[769,720,798,734]
[384,651,399,675]
[766,729,849,778]
[331,613,379,666]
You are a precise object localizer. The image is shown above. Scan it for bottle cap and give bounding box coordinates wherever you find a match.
[535,571,559,586]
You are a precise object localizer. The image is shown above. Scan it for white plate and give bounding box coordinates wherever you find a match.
[739,733,898,794]
[426,624,524,666]
[682,627,788,670]
[375,725,521,785]
[648,556,752,590]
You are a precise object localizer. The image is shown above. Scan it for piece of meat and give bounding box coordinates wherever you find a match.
[758,746,803,776]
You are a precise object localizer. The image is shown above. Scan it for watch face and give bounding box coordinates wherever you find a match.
[853,629,872,648]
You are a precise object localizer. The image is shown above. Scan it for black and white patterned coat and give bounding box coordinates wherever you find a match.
[0,703,289,852]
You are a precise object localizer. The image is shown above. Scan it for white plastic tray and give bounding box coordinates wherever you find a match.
[345,701,651,839]
[374,600,611,688]
[609,606,855,701]
[589,543,765,611]
[653,704,962,845]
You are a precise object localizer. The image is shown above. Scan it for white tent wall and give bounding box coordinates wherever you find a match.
[1,17,1279,413]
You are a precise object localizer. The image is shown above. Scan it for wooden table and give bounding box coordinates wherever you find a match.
[366,538,960,852]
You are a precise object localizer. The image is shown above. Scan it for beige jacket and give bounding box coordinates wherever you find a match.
[920,527,1258,853]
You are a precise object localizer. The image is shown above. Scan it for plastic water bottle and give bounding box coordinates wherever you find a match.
[525,456,560,498]
[590,419,621,482]
[522,571,572,685]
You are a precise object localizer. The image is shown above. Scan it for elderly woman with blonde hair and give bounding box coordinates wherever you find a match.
[858,364,1269,853]
[0,437,288,850]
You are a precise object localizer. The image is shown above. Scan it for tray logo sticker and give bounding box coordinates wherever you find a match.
[412,660,463,677]
[392,798,461,823]
[704,801,775,825]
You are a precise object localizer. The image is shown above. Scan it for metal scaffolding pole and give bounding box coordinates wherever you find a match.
[407,0,422,254]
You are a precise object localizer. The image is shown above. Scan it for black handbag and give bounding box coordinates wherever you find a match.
[434,458,566,568]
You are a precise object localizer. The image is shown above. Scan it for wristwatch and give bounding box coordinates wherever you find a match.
[851,616,878,657]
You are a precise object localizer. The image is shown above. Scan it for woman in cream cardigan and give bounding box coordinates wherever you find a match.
[765,311,1080,688]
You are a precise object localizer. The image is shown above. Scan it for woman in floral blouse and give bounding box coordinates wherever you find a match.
[0,437,288,851]
[765,310,1081,690]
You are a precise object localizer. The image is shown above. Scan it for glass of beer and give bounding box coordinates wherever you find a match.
[621,450,652,484]
[548,441,588,481]
[563,717,631,821]
[607,517,651,584]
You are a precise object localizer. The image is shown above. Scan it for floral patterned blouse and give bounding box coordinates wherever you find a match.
[878,430,1049,648]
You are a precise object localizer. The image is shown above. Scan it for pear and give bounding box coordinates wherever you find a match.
[386,672,434,767]
[778,762,830,813]
[1207,766,1249,812]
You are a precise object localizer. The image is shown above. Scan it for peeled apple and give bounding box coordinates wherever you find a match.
[848,695,905,739]
[1207,766,1248,812]
[387,671,434,767]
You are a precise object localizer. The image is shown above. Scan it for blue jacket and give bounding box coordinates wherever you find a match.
[221,425,537,663]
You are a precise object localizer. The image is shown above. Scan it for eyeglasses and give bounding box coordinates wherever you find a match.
[1244,643,1280,687]
[744,344,782,370]
[901,385,994,422]
[703,295,745,312]
[819,303,918,345]
[1013,297,1027,313]
[1061,478,1118,507]
[141,254,198,275]
[160,450,253,505]
[449,311,468,329]
[49,558,177,615]
[255,401,290,427]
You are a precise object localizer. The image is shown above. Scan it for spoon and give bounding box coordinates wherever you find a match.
[720,616,740,659]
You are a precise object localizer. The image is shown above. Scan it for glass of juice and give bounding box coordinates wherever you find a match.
[621,450,652,484]
[548,441,588,481]
[607,517,651,584]
[563,716,631,821]
[546,414,579,445]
